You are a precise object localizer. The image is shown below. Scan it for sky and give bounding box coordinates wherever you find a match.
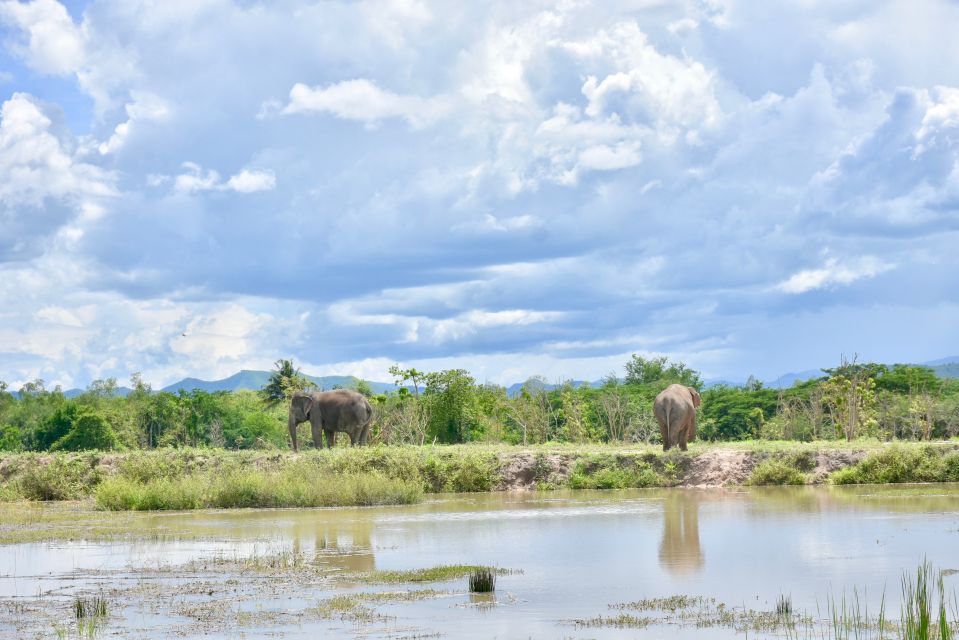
[0,0,957,391]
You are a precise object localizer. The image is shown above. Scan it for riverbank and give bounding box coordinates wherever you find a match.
[2,441,959,510]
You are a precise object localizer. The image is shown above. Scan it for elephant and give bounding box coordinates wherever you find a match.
[288,389,373,451]
[653,384,702,451]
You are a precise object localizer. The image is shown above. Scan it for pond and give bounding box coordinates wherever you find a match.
[1,485,958,638]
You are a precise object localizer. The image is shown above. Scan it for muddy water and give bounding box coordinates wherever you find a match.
[2,485,959,638]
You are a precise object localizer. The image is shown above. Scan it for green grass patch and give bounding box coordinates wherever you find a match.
[831,446,959,485]
[356,564,514,584]
[747,459,808,486]
[94,469,422,510]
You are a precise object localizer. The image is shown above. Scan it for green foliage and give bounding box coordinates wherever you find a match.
[15,455,103,500]
[260,359,316,406]
[224,411,286,449]
[568,454,662,489]
[746,459,807,485]
[1,355,957,455]
[624,355,702,389]
[830,446,959,484]
[424,369,479,443]
[700,386,778,440]
[51,408,120,451]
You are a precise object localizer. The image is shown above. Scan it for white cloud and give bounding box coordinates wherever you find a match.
[226,169,276,193]
[98,91,170,155]
[776,257,895,294]
[0,93,115,206]
[0,0,84,75]
[568,22,723,131]
[278,79,449,128]
[171,162,276,194]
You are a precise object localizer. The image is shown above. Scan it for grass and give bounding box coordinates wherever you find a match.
[831,446,959,485]
[94,469,422,510]
[748,459,808,485]
[2,441,959,510]
[468,568,496,593]
[354,564,515,584]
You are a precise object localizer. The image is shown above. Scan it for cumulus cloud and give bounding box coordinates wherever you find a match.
[1,0,958,388]
[0,0,84,75]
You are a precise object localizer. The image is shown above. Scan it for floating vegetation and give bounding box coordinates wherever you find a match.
[311,595,392,624]
[574,613,653,628]
[468,568,496,593]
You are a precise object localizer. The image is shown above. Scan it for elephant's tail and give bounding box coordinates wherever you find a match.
[665,404,672,444]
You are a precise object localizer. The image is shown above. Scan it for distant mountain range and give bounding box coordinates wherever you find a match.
[22,356,959,399]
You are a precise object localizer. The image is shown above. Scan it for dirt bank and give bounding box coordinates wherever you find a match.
[493,444,955,490]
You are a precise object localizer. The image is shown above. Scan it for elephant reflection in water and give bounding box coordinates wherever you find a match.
[658,492,704,574]
[290,518,376,573]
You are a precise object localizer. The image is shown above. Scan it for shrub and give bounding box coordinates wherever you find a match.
[747,459,807,486]
[17,455,102,500]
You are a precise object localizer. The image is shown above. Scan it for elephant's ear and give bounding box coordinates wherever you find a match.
[688,387,702,408]
[291,393,313,418]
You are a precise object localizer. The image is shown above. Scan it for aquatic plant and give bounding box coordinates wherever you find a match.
[777,594,793,616]
[469,568,496,593]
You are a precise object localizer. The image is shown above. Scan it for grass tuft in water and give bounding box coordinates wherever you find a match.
[777,594,793,616]
[73,595,108,620]
[468,568,496,593]
[902,560,954,640]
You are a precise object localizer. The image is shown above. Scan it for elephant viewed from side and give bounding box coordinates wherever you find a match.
[653,384,702,452]
[288,389,373,451]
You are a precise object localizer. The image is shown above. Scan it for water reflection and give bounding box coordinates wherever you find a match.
[291,516,376,573]
[658,491,704,574]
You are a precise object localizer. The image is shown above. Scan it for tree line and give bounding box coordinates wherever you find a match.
[1,356,957,452]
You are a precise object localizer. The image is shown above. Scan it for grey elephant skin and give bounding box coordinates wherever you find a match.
[653,384,702,451]
[288,390,373,451]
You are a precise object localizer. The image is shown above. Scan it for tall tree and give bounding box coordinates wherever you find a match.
[260,359,315,406]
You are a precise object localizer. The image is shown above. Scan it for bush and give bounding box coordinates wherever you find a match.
[568,455,662,489]
[831,446,959,484]
[747,459,807,486]
[16,455,102,500]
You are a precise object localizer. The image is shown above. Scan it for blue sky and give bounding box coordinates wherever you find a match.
[0,0,957,390]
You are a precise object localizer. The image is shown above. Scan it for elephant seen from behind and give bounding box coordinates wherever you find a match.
[653,384,702,452]
[288,389,373,451]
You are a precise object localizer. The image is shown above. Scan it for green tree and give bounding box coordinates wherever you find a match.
[260,359,315,406]
[50,407,119,451]
[424,369,478,443]
[388,366,425,396]
[624,355,702,389]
